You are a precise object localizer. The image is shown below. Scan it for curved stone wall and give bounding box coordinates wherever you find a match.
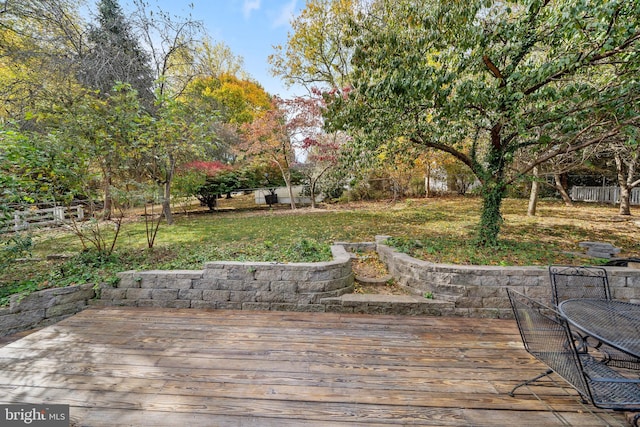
[99,245,354,311]
[0,284,96,336]
[375,236,640,318]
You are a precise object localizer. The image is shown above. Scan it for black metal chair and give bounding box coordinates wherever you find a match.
[549,265,611,306]
[507,289,640,425]
[549,265,640,370]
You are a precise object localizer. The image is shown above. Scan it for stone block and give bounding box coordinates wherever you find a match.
[270,281,298,293]
[202,265,228,280]
[174,270,204,279]
[269,303,299,312]
[178,289,203,300]
[45,301,87,318]
[454,297,482,309]
[227,265,256,280]
[281,269,309,281]
[147,300,191,309]
[255,268,283,281]
[100,288,128,301]
[55,286,96,305]
[297,281,330,293]
[192,279,220,290]
[10,291,55,314]
[229,291,256,302]
[190,301,218,310]
[255,292,296,303]
[324,304,353,313]
[202,290,231,302]
[136,299,155,307]
[242,302,272,311]
[308,268,341,281]
[216,280,268,291]
[165,279,194,290]
[482,297,511,309]
[296,304,326,312]
[151,289,179,301]
[116,271,141,288]
[96,299,137,307]
[126,288,153,300]
[216,302,243,310]
[0,309,44,334]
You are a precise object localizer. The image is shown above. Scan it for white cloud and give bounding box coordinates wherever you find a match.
[272,0,297,28]
[243,0,261,20]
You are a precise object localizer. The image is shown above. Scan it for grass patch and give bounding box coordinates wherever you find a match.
[3,196,639,306]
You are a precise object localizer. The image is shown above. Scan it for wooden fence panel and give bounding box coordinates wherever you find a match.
[570,186,640,205]
[2,206,85,233]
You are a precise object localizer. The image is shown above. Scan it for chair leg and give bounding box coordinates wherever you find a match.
[509,369,554,397]
[632,412,640,427]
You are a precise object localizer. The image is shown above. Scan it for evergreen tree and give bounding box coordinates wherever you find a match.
[80,0,154,106]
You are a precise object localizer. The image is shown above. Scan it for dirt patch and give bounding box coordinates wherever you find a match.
[351,252,409,295]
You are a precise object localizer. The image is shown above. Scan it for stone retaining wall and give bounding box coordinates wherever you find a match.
[4,238,640,336]
[98,245,354,311]
[0,284,96,336]
[375,236,640,318]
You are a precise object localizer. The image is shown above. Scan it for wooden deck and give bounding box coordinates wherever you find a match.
[0,307,632,426]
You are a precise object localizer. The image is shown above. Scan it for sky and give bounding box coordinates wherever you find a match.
[119,0,306,98]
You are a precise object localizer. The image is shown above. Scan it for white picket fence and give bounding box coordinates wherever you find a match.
[4,206,85,232]
[570,186,640,205]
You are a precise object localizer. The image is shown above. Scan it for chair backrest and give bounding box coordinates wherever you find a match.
[507,289,592,400]
[549,265,611,307]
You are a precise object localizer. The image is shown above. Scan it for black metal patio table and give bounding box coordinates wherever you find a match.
[558,298,640,359]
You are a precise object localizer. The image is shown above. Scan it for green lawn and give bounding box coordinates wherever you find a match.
[3,196,639,306]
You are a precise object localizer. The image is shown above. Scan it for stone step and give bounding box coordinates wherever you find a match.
[322,294,455,316]
[432,283,467,297]
[354,274,393,285]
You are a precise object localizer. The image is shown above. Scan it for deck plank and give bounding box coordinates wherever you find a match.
[0,307,631,426]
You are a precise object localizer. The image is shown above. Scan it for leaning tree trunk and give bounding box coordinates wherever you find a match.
[527,166,539,216]
[553,173,573,207]
[618,185,632,215]
[286,177,297,210]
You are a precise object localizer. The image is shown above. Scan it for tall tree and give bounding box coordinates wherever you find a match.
[0,0,86,125]
[239,98,299,210]
[131,0,205,101]
[80,0,155,106]
[609,128,640,215]
[287,92,343,207]
[58,83,148,219]
[269,0,359,91]
[325,0,640,245]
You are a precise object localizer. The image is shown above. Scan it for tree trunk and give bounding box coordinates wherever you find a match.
[477,130,506,246]
[309,179,317,209]
[103,170,112,220]
[478,181,506,246]
[162,181,173,224]
[162,154,175,224]
[527,166,539,216]
[615,153,632,215]
[425,163,431,198]
[619,186,632,215]
[554,173,573,206]
[286,178,296,210]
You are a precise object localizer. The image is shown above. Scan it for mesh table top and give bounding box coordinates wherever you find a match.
[559,298,640,359]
